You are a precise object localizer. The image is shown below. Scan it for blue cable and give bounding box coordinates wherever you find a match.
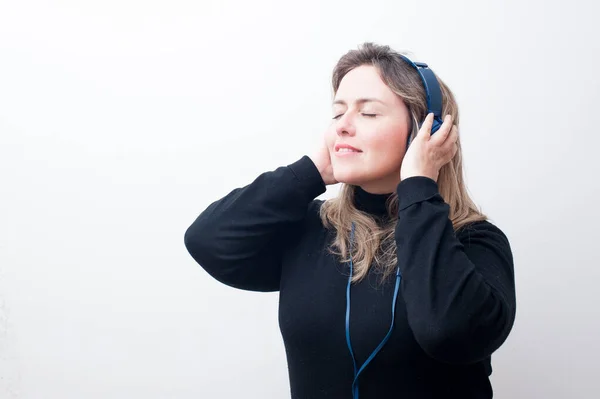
[345,222,402,399]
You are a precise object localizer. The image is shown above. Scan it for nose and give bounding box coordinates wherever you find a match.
[335,112,356,137]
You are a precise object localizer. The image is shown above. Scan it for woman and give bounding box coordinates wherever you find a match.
[184,42,516,399]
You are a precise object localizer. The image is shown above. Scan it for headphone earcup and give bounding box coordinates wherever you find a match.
[430,116,444,135]
[406,116,445,150]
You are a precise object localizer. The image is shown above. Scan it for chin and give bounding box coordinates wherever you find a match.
[333,165,400,193]
[332,169,368,186]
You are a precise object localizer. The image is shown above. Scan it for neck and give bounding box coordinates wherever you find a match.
[358,185,394,195]
[358,175,400,195]
[352,185,393,217]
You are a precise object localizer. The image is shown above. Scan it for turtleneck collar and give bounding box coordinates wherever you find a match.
[352,186,393,217]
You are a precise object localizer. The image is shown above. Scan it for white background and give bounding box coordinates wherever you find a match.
[1,0,599,398]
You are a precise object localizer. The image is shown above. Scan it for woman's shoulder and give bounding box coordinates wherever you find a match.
[308,198,325,211]
[456,218,512,251]
[305,199,326,226]
[281,199,329,253]
[291,198,333,239]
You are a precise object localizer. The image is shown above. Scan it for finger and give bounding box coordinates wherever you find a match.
[437,125,457,157]
[417,113,435,140]
[439,141,458,167]
[450,141,459,161]
[430,114,453,145]
[442,125,459,150]
[436,125,457,162]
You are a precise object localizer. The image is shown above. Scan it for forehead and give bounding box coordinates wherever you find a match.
[333,65,398,106]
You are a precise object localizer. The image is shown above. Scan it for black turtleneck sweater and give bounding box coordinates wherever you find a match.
[184,156,516,399]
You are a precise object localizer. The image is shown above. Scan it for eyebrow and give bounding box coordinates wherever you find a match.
[332,98,386,106]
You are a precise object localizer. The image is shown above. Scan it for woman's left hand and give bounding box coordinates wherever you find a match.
[400,113,459,182]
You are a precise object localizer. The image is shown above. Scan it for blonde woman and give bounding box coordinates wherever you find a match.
[184,42,516,399]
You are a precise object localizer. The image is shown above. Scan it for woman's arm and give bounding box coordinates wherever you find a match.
[184,156,326,292]
[394,176,516,364]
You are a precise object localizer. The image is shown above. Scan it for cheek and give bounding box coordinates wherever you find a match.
[366,126,407,161]
[325,127,337,150]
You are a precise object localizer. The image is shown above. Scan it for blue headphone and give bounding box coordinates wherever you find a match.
[398,54,445,148]
[345,54,443,399]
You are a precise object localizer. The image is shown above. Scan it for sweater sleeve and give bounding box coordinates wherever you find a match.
[394,176,516,364]
[184,156,326,292]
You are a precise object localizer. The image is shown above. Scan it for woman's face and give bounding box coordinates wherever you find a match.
[326,65,411,194]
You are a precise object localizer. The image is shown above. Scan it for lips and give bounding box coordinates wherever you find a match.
[334,143,362,153]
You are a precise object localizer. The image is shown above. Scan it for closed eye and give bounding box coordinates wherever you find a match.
[332,113,377,120]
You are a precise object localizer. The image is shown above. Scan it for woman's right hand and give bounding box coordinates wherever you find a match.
[310,136,338,186]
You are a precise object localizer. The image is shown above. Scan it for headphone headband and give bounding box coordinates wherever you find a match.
[397,55,444,135]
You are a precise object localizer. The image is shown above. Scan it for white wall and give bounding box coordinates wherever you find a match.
[1,0,598,398]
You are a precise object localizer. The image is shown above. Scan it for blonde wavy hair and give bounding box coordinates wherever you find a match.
[319,42,487,284]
